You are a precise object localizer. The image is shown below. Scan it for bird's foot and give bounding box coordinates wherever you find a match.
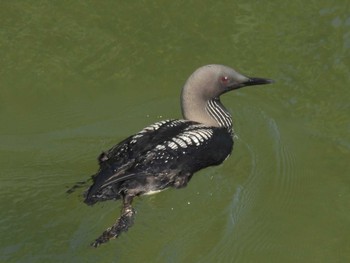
[90,207,135,248]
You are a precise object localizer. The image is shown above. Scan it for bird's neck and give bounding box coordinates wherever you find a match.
[205,98,233,132]
[181,96,233,133]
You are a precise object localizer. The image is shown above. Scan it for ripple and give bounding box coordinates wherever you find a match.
[267,117,299,209]
[199,109,301,262]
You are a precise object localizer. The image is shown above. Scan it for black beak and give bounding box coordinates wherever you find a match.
[243,77,274,87]
[227,77,274,91]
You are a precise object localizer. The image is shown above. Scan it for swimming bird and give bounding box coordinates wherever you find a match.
[83,64,273,247]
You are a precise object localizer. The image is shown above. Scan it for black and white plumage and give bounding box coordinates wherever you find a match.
[77,64,272,247]
[85,120,232,205]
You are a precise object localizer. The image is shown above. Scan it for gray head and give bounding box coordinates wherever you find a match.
[181,64,273,129]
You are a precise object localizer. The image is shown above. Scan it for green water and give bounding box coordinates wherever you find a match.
[1,1,349,262]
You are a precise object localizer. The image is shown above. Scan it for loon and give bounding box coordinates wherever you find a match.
[82,64,272,247]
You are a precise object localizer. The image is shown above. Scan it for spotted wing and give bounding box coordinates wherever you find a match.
[84,119,193,204]
[93,124,233,197]
[137,124,234,176]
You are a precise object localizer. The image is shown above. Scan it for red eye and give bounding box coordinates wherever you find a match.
[221,76,229,83]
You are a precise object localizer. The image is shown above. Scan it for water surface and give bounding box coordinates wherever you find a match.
[1,1,349,262]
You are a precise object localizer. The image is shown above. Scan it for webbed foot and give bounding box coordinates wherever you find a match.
[91,195,135,247]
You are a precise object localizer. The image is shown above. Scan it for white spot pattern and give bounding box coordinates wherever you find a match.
[167,142,178,150]
[114,121,217,169]
[178,135,192,144]
[142,120,169,132]
[172,138,187,148]
[163,126,214,150]
[156,144,166,150]
[197,130,209,140]
[131,119,187,144]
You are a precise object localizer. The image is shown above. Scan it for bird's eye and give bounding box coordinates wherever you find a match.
[220,76,229,84]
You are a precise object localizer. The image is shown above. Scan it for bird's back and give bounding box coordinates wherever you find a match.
[84,119,233,205]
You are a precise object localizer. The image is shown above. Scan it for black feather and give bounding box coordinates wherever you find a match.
[84,119,233,205]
